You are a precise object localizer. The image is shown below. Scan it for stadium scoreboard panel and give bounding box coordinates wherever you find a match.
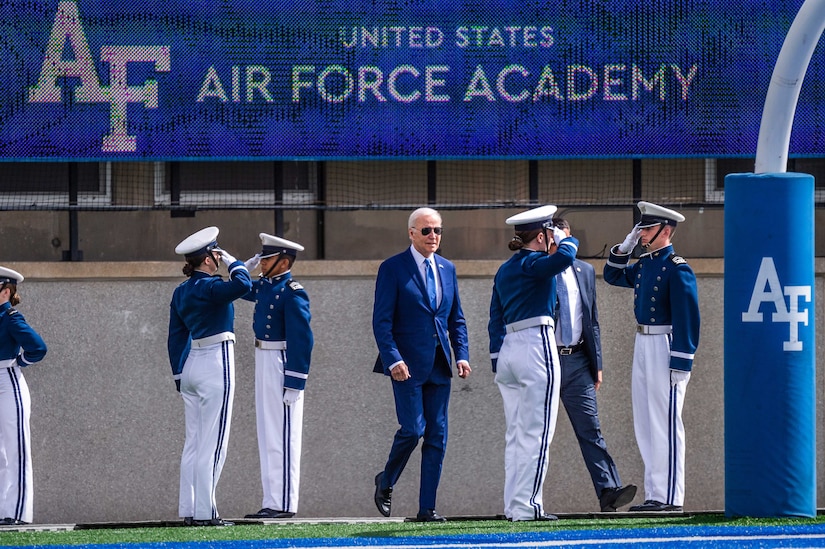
[2,0,820,160]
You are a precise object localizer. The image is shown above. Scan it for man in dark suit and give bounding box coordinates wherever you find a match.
[372,207,471,523]
[551,218,637,512]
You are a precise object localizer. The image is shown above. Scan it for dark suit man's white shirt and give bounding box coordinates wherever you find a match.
[410,245,441,306]
[556,266,582,347]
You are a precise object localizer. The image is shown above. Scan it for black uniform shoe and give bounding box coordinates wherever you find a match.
[415,510,447,522]
[191,518,235,526]
[244,508,295,519]
[374,472,392,517]
[599,484,638,512]
[183,517,194,526]
[0,518,28,525]
[629,500,683,512]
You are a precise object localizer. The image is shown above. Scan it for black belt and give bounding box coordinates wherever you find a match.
[557,340,584,355]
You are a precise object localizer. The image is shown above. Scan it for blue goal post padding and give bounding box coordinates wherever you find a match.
[723,172,816,518]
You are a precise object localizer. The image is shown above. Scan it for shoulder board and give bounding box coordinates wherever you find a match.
[7,308,18,315]
[670,255,687,265]
[288,280,304,291]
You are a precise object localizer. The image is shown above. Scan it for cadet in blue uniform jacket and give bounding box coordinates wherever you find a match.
[373,207,471,523]
[0,267,46,526]
[168,227,252,527]
[488,205,578,522]
[603,201,699,513]
[242,234,313,520]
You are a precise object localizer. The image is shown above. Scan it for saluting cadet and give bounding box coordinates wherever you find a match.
[0,267,46,526]
[242,234,313,520]
[488,205,578,522]
[603,201,700,512]
[168,226,252,527]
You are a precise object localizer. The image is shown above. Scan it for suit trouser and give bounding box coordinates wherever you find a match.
[255,347,303,513]
[383,346,451,515]
[559,350,621,499]
[632,333,689,506]
[495,325,560,521]
[179,340,235,521]
[0,367,32,523]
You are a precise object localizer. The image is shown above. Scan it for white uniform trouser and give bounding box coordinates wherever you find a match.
[0,367,32,523]
[633,333,689,506]
[255,347,303,513]
[179,340,235,521]
[494,325,560,521]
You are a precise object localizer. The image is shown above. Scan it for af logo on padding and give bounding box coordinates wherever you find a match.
[742,257,811,351]
[27,1,170,153]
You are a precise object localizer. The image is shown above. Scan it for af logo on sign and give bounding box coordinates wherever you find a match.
[742,257,811,351]
[27,2,170,153]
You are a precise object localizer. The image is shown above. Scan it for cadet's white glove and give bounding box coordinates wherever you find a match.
[283,388,302,406]
[244,254,261,271]
[551,227,568,246]
[670,369,690,386]
[219,249,237,266]
[617,223,642,254]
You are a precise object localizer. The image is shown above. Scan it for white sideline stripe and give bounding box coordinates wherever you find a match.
[285,533,825,548]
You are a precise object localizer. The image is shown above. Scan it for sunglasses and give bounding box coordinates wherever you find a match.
[414,227,443,236]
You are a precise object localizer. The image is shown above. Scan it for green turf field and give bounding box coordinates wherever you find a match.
[1,515,824,546]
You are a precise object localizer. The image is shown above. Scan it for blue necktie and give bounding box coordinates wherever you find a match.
[425,259,437,310]
[556,272,572,346]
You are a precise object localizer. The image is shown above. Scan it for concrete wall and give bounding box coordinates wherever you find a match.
[5,259,823,524]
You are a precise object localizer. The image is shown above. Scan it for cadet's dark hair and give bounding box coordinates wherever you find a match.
[182,253,208,277]
[508,228,542,251]
[1,282,19,306]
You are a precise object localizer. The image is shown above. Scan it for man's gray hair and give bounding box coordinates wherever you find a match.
[408,207,441,228]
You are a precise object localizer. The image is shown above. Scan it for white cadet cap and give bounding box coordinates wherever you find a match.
[259,233,304,258]
[637,201,685,228]
[0,267,23,284]
[175,226,220,257]
[505,205,558,231]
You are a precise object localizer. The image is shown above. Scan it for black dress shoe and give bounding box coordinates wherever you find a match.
[0,518,28,525]
[629,500,683,512]
[191,518,234,526]
[374,472,392,517]
[599,484,638,512]
[415,510,446,522]
[183,517,194,526]
[244,508,295,519]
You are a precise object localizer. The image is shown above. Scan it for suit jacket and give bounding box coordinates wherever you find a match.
[562,259,603,382]
[372,248,469,377]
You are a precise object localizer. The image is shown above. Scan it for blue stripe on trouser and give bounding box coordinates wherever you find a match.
[8,369,26,521]
[210,341,232,519]
[282,401,291,512]
[666,334,677,506]
[668,384,677,505]
[528,326,554,520]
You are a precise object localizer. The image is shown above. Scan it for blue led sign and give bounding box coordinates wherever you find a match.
[0,1,818,159]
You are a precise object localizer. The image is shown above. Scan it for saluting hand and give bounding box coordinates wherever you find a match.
[244,254,261,272]
[617,223,642,254]
[219,249,238,266]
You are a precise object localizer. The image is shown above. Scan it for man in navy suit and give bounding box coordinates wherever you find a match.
[551,218,637,512]
[372,207,471,523]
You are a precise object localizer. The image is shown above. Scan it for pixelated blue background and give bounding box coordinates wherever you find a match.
[0,0,820,160]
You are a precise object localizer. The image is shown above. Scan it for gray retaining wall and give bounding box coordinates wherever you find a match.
[5,260,822,523]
